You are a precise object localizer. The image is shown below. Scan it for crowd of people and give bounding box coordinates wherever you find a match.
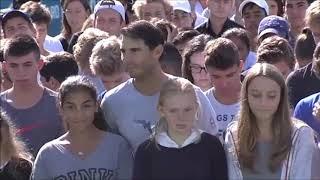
[0,0,320,179]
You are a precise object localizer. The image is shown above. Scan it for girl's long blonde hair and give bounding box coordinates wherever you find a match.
[237,63,292,172]
[0,110,33,163]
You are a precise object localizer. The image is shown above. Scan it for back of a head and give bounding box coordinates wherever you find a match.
[90,36,124,76]
[172,29,201,46]
[150,17,175,42]
[257,36,295,70]
[205,38,240,70]
[222,28,251,51]
[41,52,79,83]
[120,20,165,50]
[73,28,109,69]
[4,34,40,61]
[295,28,316,63]
[160,43,182,76]
[20,1,51,25]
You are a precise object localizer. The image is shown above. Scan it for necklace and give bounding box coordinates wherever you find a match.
[77,151,85,156]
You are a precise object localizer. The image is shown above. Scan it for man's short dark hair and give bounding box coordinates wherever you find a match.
[4,34,40,61]
[222,28,250,50]
[120,20,165,50]
[160,43,182,76]
[242,2,267,17]
[40,52,79,83]
[20,1,51,26]
[172,29,200,46]
[257,36,295,70]
[205,38,240,70]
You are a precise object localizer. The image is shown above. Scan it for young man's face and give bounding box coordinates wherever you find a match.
[4,52,43,86]
[33,23,48,46]
[206,63,242,96]
[207,0,234,19]
[3,17,35,39]
[95,9,124,36]
[172,10,194,29]
[120,36,162,79]
[141,2,167,20]
[99,72,129,90]
[242,4,266,36]
[284,0,308,29]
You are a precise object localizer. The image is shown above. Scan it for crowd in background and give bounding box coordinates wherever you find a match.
[0,0,320,179]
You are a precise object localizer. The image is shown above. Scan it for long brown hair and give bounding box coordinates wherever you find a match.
[0,110,33,163]
[237,63,292,172]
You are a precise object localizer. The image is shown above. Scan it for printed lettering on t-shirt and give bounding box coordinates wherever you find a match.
[216,114,236,137]
[54,168,114,180]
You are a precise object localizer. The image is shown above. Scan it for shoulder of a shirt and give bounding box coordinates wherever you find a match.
[103,79,133,99]
[287,64,310,80]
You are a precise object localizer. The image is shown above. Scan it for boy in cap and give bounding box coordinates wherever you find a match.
[170,0,194,30]
[257,15,290,45]
[239,0,269,51]
[1,9,36,39]
[94,0,126,36]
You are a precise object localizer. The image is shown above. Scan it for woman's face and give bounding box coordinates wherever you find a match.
[189,51,212,91]
[267,0,279,16]
[159,93,198,136]
[65,1,89,33]
[61,90,98,132]
[247,76,281,122]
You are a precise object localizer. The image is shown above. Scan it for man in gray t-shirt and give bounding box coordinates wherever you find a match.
[0,35,63,156]
[101,21,217,151]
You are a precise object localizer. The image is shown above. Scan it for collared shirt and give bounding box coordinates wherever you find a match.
[195,18,243,38]
[156,129,203,148]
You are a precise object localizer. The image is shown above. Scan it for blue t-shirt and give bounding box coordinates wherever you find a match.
[294,92,320,136]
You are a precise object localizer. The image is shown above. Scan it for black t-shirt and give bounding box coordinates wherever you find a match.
[195,18,243,38]
[0,157,32,180]
[133,132,228,180]
[286,63,320,108]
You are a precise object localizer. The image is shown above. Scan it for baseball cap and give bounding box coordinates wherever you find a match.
[94,0,126,22]
[239,0,269,16]
[1,10,32,28]
[258,15,290,40]
[170,0,192,13]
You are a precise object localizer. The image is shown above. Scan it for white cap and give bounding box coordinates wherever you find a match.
[170,0,192,13]
[94,0,126,22]
[239,0,269,16]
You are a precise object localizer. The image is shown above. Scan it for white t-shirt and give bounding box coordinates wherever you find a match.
[205,88,240,139]
[44,35,64,53]
[101,77,218,151]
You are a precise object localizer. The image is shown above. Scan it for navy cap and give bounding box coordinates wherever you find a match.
[258,15,290,40]
[1,10,32,28]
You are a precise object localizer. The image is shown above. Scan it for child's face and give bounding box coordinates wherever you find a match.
[207,0,234,19]
[189,51,212,91]
[172,10,194,29]
[61,90,98,132]
[33,23,48,46]
[284,0,308,28]
[159,93,198,136]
